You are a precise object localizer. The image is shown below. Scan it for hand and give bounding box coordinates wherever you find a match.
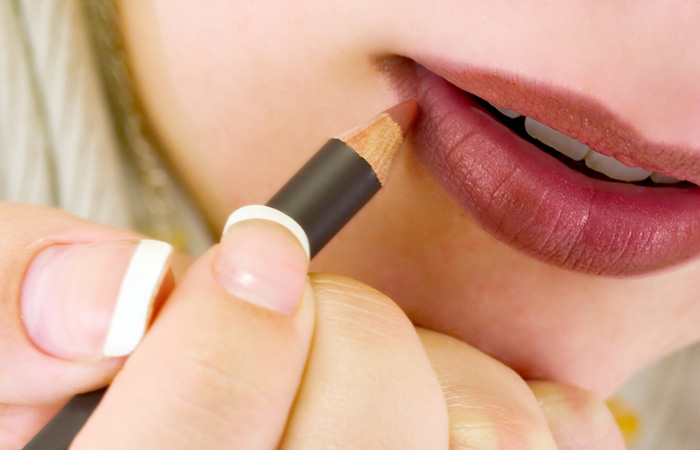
[2,203,622,449]
[71,217,622,448]
[0,202,183,448]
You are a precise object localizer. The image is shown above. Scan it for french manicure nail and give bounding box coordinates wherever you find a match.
[21,239,173,360]
[214,219,308,316]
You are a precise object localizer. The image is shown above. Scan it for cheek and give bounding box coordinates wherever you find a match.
[311,145,521,309]
[145,0,402,228]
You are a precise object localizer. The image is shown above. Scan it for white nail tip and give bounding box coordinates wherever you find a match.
[223,205,311,261]
[102,240,173,357]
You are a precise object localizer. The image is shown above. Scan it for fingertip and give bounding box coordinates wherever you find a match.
[214,219,309,316]
[529,381,627,450]
[21,239,173,361]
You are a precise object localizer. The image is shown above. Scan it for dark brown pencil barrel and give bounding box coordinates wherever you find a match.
[22,388,105,450]
[267,139,381,258]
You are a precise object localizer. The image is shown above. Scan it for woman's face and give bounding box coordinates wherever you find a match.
[119,0,700,395]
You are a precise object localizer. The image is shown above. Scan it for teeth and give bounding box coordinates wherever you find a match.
[524,117,589,161]
[650,172,681,184]
[493,105,521,119]
[487,102,682,185]
[584,151,651,182]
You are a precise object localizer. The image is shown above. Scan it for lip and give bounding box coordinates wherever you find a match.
[419,60,700,185]
[386,59,700,276]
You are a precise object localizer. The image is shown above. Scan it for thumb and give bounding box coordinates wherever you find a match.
[0,203,174,407]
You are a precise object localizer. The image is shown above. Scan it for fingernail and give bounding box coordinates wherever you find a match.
[214,219,308,316]
[21,240,173,360]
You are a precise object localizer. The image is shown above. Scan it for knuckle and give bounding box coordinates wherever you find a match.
[180,338,279,410]
[163,343,281,437]
[309,273,415,341]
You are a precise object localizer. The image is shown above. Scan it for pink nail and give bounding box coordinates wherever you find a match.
[214,219,308,316]
[21,240,172,360]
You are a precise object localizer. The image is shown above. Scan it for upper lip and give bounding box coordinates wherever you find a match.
[418,60,700,185]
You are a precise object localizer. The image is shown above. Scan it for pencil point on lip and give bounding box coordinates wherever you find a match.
[384,99,419,136]
[335,99,419,185]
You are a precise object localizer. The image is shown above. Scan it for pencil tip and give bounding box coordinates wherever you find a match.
[384,99,419,135]
[336,99,420,185]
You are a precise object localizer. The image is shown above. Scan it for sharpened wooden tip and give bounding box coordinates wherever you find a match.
[337,99,419,185]
[384,99,419,136]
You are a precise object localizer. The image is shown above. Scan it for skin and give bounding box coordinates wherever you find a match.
[3,204,589,449]
[119,0,700,395]
[2,0,697,448]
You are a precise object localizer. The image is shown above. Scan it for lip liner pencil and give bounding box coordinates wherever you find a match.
[23,99,418,450]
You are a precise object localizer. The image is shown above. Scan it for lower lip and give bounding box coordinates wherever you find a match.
[396,63,700,276]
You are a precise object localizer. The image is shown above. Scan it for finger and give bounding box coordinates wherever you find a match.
[0,202,174,408]
[528,381,626,450]
[73,219,314,449]
[417,328,557,450]
[0,403,61,449]
[280,274,449,450]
